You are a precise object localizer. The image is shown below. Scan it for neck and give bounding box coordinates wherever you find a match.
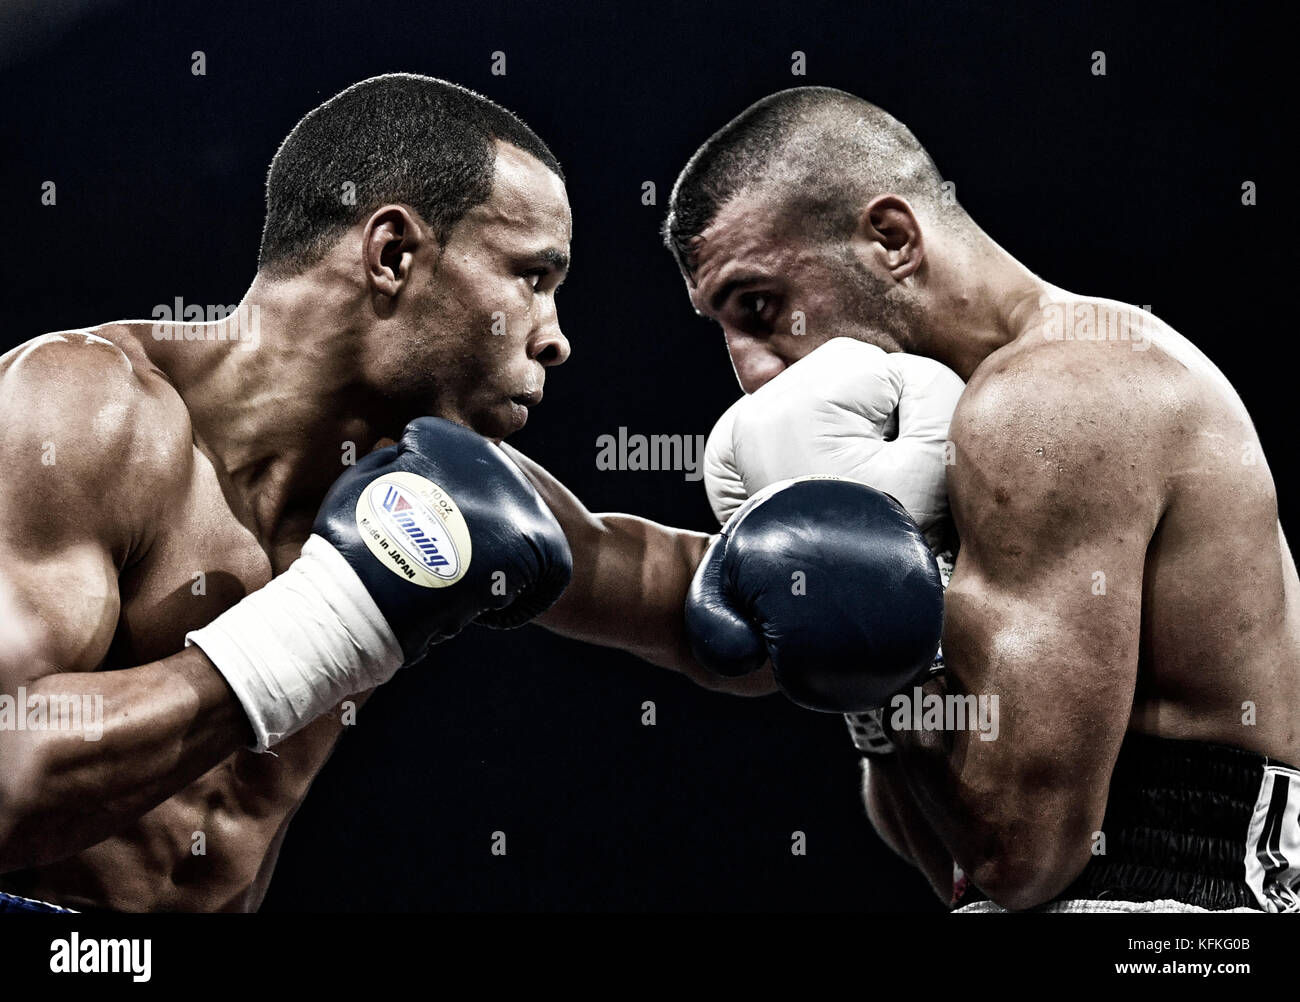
[139,272,406,540]
[913,230,1054,382]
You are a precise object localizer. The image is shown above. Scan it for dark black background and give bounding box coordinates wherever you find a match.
[0,0,1285,911]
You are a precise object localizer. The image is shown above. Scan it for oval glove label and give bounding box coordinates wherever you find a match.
[354,472,472,588]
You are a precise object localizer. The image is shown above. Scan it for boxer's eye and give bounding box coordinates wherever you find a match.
[737,292,777,327]
[522,269,546,290]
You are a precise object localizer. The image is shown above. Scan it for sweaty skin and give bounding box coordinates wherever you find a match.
[682,186,1299,909]
[0,141,763,911]
[505,447,777,698]
[0,329,321,911]
[907,297,1300,908]
[0,142,581,911]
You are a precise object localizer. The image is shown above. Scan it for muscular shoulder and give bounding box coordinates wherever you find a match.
[948,317,1172,559]
[954,303,1187,466]
[0,329,194,558]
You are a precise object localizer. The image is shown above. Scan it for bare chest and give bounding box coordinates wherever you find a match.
[109,448,275,666]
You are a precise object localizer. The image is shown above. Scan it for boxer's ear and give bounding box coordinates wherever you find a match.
[362,205,425,303]
[856,194,925,281]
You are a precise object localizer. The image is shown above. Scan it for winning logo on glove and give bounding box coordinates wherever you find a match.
[354,472,472,587]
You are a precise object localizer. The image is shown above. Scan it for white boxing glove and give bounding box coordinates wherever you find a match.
[703,337,965,551]
[701,337,964,757]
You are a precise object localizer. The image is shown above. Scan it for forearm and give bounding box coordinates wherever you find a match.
[889,676,1089,910]
[862,755,955,902]
[538,513,777,695]
[500,447,776,695]
[538,513,702,666]
[0,647,252,871]
[888,677,992,870]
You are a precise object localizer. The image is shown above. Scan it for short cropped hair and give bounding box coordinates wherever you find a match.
[663,87,948,277]
[258,73,563,276]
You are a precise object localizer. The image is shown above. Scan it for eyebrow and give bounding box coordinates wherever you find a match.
[533,248,570,274]
[707,273,766,315]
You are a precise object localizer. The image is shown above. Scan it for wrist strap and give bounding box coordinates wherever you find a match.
[845,547,955,758]
[844,707,896,759]
[186,535,403,752]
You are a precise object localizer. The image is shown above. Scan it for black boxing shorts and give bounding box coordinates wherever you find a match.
[952,731,1300,913]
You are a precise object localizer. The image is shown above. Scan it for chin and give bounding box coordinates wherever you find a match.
[502,398,530,436]
[467,402,528,443]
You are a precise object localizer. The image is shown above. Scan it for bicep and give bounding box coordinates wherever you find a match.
[941,357,1162,819]
[946,515,1149,726]
[0,336,173,685]
[944,542,1143,777]
[0,539,121,687]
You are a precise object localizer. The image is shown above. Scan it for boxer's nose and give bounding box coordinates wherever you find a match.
[725,333,786,394]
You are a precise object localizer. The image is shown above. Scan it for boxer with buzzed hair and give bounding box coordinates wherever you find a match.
[0,73,942,913]
[0,73,583,913]
[661,86,1300,912]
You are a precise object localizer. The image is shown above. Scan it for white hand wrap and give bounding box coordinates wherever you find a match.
[186,534,403,752]
[703,337,964,551]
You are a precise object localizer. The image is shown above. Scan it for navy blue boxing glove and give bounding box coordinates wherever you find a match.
[188,417,571,750]
[684,477,942,712]
[313,417,573,660]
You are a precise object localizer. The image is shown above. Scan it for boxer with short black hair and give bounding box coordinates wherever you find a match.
[0,74,938,912]
[0,73,582,912]
[662,86,1300,912]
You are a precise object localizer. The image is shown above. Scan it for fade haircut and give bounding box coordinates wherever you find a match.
[258,73,563,277]
[663,87,954,279]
